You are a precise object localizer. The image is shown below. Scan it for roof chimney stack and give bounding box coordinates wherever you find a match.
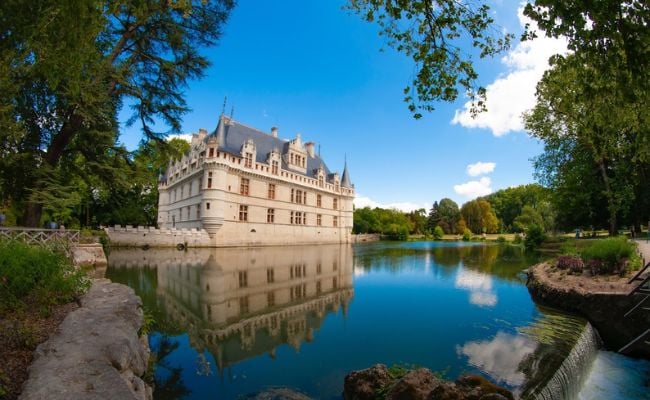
[305,142,315,158]
[271,127,278,138]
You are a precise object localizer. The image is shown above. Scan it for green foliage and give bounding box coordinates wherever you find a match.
[481,184,554,232]
[353,207,413,240]
[346,0,512,119]
[513,205,544,233]
[496,236,506,243]
[461,199,498,234]
[462,228,472,241]
[0,241,90,314]
[524,0,650,234]
[427,198,460,234]
[579,237,636,275]
[0,0,234,226]
[140,308,156,337]
[513,234,523,244]
[433,226,444,240]
[524,225,546,251]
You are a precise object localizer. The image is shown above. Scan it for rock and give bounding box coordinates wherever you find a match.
[343,364,392,400]
[19,280,151,400]
[244,387,312,400]
[343,365,513,400]
[386,369,441,400]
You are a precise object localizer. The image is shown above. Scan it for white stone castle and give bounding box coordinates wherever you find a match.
[156,115,355,246]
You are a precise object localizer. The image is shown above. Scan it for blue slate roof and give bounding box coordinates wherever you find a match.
[209,117,333,178]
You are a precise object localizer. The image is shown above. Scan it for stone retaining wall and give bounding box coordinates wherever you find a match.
[19,280,152,400]
[351,233,381,243]
[105,225,212,248]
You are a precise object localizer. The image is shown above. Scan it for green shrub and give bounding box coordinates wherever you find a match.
[462,228,472,241]
[513,234,523,244]
[433,226,444,240]
[0,241,89,314]
[580,237,636,275]
[524,225,546,251]
[496,236,506,243]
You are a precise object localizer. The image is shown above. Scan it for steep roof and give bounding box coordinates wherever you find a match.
[341,161,352,188]
[208,116,332,178]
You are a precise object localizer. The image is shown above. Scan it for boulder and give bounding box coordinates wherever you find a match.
[343,364,392,400]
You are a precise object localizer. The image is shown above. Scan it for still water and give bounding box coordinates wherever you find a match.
[106,241,650,399]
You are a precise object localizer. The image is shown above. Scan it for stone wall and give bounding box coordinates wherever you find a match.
[105,225,212,248]
[527,263,650,358]
[19,280,152,400]
[351,233,381,243]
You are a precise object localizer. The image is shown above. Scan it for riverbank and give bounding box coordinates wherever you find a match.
[19,280,151,400]
[526,262,650,358]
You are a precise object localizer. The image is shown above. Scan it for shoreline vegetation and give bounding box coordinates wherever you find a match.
[0,241,90,399]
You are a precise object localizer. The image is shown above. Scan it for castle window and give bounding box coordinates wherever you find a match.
[244,152,253,168]
[290,211,294,224]
[333,216,338,227]
[267,208,275,223]
[239,296,249,314]
[317,194,322,207]
[290,153,295,164]
[207,172,212,188]
[209,148,214,157]
[267,291,275,307]
[333,198,338,210]
[206,202,210,210]
[240,178,249,196]
[317,214,322,226]
[316,280,321,294]
[303,191,307,204]
[318,176,324,187]
[268,183,276,199]
[271,160,279,175]
[239,205,248,221]
[295,212,302,225]
[239,271,248,288]
[291,188,295,203]
[317,263,322,274]
[267,268,274,283]
[295,190,303,204]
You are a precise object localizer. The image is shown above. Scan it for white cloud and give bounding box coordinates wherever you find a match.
[455,268,497,307]
[454,177,493,198]
[166,133,193,143]
[451,4,569,136]
[467,161,496,177]
[354,195,428,213]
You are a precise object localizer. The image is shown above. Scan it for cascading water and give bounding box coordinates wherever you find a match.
[527,322,601,400]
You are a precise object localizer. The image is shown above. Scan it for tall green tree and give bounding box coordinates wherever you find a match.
[523,0,650,234]
[346,0,512,118]
[460,199,498,234]
[0,0,234,226]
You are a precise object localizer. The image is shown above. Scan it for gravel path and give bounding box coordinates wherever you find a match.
[634,239,650,266]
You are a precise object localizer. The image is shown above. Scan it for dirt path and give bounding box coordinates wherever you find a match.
[634,239,650,265]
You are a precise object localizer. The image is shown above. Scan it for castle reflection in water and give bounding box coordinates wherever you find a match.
[107,245,353,371]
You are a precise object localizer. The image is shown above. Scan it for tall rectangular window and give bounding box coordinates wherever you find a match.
[267,268,274,283]
[268,183,276,199]
[317,194,322,207]
[333,216,338,227]
[317,214,322,226]
[333,198,338,210]
[267,208,275,223]
[303,191,307,205]
[207,172,212,188]
[239,205,248,221]
[290,211,294,224]
[318,176,324,187]
[209,147,214,157]
[244,152,253,168]
[271,160,279,175]
[291,188,295,203]
[267,291,275,307]
[240,178,249,196]
[239,271,248,288]
[240,296,249,314]
[295,190,303,204]
[206,202,210,210]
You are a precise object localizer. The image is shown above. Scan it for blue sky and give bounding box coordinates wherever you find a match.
[118,0,567,211]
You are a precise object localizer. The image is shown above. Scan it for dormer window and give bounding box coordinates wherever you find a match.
[244,152,253,168]
[271,160,279,175]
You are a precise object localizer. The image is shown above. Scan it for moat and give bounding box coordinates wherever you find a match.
[106,242,650,399]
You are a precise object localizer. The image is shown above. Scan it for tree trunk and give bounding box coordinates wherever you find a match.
[596,160,617,235]
[24,202,43,227]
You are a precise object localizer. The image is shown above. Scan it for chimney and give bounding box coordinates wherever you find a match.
[305,142,315,158]
[271,127,278,138]
[198,128,207,140]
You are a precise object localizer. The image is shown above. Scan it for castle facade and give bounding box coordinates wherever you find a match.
[156,115,354,246]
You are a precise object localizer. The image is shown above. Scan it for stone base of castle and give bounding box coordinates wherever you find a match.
[105,223,351,248]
